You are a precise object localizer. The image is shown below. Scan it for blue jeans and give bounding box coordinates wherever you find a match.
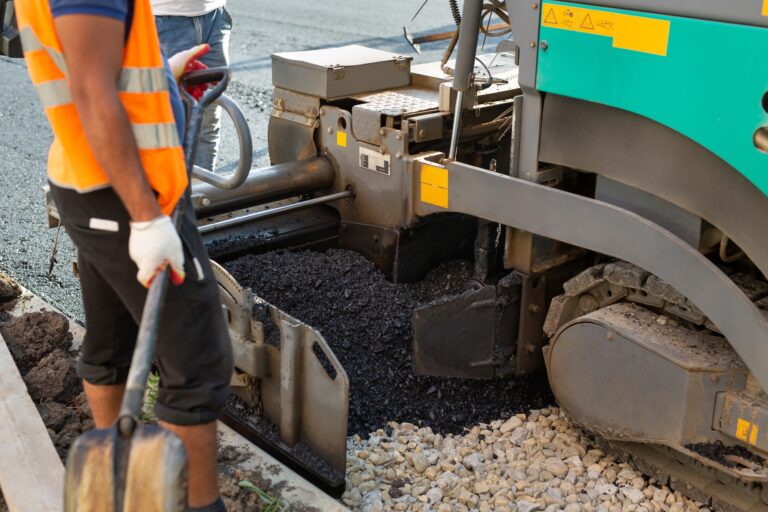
[156,7,233,171]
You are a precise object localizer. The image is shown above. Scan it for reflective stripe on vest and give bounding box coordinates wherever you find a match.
[14,0,187,216]
[133,122,181,149]
[20,28,178,149]
[19,26,68,74]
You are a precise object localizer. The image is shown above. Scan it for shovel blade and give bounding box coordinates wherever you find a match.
[65,425,187,512]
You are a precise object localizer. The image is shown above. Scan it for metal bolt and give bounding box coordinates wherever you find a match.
[540,41,549,51]
[396,152,403,159]
[526,344,537,354]
[379,128,386,136]
[395,133,402,140]
[530,42,537,49]
[327,127,334,134]
[578,294,598,313]
[319,107,326,116]
[710,374,720,383]
[606,331,614,341]
[528,303,541,314]
[531,2,538,9]
[418,129,428,138]
[200,196,211,207]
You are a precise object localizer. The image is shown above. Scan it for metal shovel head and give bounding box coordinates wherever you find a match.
[65,424,187,512]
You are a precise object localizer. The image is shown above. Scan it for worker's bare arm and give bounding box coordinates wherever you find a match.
[54,14,162,222]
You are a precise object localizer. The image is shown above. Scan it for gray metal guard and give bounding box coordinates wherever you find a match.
[414,159,768,393]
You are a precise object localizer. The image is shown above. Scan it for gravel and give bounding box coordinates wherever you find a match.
[341,408,708,512]
[225,249,553,436]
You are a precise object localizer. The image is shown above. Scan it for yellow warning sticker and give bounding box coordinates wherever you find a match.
[541,2,670,56]
[421,164,449,208]
[736,418,759,445]
[337,131,347,148]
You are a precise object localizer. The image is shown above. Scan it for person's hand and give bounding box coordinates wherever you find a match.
[168,44,211,100]
[129,216,185,287]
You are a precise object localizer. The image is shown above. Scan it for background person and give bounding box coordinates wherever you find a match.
[152,0,232,171]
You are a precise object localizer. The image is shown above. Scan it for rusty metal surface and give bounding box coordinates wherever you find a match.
[513,272,548,376]
[64,430,116,512]
[123,427,187,512]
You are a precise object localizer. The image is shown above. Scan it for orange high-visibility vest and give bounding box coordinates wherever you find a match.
[15,0,187,215]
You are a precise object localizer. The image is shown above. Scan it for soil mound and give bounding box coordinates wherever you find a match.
[1,311,92,459]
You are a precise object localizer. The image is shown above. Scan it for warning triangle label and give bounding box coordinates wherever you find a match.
[544,8,558,25]
[580,13,594,29]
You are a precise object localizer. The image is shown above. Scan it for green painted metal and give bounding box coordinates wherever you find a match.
[536,1,768,197]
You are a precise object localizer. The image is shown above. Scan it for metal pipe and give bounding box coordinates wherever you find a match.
[198,190,353,234]
[192,156,335,217]
[191,94,253,190]
[448,89,464,160]
[451,0,483,92]
[279,319,302,447]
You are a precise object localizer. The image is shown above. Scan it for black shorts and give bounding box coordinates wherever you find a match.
[50,184,233,426]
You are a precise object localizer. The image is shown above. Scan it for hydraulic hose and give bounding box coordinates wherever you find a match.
[449,0,462,26]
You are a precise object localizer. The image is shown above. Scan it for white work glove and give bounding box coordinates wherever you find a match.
[128,216,186,288]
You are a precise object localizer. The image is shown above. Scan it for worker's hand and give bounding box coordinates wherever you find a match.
[128,216,186,287]
[168,44,211,100]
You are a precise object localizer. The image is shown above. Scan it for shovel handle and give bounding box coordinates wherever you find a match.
[117,67,232,437]
[118,267,170,436]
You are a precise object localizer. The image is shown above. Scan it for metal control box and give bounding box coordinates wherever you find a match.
[272,45,411,99]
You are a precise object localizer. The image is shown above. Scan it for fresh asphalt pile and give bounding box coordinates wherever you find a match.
[225,248,553,437]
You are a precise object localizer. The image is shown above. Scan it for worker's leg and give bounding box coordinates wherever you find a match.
[150,205,233,508]
[67,233,139,428]
[83,381,125,428]
[194,7,232,171]
[51,186,233,507]
[161,421,220,508]
[155,9,232,171]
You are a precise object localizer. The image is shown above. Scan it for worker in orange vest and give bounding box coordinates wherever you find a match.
[15,0,233,510]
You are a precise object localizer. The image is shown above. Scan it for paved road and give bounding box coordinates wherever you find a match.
[0,0,495,320]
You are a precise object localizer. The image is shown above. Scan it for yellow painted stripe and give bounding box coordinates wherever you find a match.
[736,418,759,445]
[336,131,347,147]
[541,2,670,56]
[420,164,449,208]
[421,164,448,188]
[421,184,449,208]
[763,0,768,17]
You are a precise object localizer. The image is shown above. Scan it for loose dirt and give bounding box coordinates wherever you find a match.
[0,311,93,459]
[688,441,767,469]
[0,306,296,510]
[225,249,553,437]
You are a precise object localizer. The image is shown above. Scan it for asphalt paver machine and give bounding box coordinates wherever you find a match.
[11,0,768,507]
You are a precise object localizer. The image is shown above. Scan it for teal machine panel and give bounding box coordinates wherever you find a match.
[536,1,768,196]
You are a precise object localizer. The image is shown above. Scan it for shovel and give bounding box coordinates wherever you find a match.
[64,67,231,512]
